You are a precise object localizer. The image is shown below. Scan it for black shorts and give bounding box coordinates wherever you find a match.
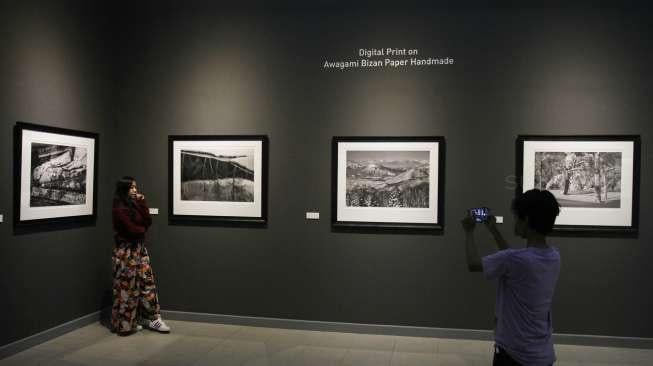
[493,345,552,366]
[493,345,522,366]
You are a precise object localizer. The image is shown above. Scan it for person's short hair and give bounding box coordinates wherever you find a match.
[511,189,561,235]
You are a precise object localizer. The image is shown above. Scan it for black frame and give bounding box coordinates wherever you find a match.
[168,135,269,226]
[331,136,446,231]
[516,135,640,236]
[14,121,99,229]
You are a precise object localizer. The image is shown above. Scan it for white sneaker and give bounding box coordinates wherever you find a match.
[147,318,171,333]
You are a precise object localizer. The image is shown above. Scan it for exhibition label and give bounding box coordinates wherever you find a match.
[323,48,454,70]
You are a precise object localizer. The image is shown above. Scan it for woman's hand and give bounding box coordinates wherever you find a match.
[129,191,145,201]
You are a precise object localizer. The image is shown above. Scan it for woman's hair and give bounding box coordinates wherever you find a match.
[113,176,136,214]
[511,189,561,235]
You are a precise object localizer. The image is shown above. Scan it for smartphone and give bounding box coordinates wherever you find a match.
[469,207,490,223]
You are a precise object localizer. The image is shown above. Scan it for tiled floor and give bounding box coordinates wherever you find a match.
[1,321,651,365]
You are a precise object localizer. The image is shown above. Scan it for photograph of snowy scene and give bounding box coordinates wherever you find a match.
[30,143,87,207]
[346,151,429,208]
[180,149,255,202]
[534,152,622,208]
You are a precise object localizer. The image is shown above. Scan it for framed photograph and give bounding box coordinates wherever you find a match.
[168,135,268,225]
[517,135,640,235]
[332,136,445,230]
[14,122,98,227]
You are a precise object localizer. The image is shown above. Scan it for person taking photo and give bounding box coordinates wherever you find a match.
[462,189,561,366]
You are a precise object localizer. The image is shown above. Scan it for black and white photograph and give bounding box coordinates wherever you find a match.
[181,149,255,202]
[534,151,621,208]
[346,151,429,208]
[14,122,98,227]
[169,136,268,224]
[333,137,445,230]
[518,135,640,234]
[30,143,88,206]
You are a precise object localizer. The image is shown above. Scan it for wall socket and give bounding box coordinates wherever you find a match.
[149,208,159,215]
[306,212,320,220]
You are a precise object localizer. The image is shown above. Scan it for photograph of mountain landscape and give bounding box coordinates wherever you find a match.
[30,143,87,206]
[346,151,429,208]
[180,149,255,202]
[333,136,444,230]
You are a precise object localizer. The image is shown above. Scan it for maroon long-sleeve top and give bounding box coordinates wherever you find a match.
[112,199,152,242]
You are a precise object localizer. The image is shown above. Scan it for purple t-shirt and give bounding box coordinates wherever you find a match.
[482,247,561,366]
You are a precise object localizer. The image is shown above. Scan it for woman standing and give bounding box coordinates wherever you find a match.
[111,176,170,336]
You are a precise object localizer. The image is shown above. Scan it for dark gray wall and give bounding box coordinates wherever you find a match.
[2,3,652,348]
[0,2,117,347]
[113,6,652,338]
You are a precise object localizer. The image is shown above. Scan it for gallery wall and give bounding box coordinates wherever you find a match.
[0,1,118,347]
[2,2,652,349]
[113,5,652,338]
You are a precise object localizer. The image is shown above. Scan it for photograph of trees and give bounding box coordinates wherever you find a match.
[534,152,621,208]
